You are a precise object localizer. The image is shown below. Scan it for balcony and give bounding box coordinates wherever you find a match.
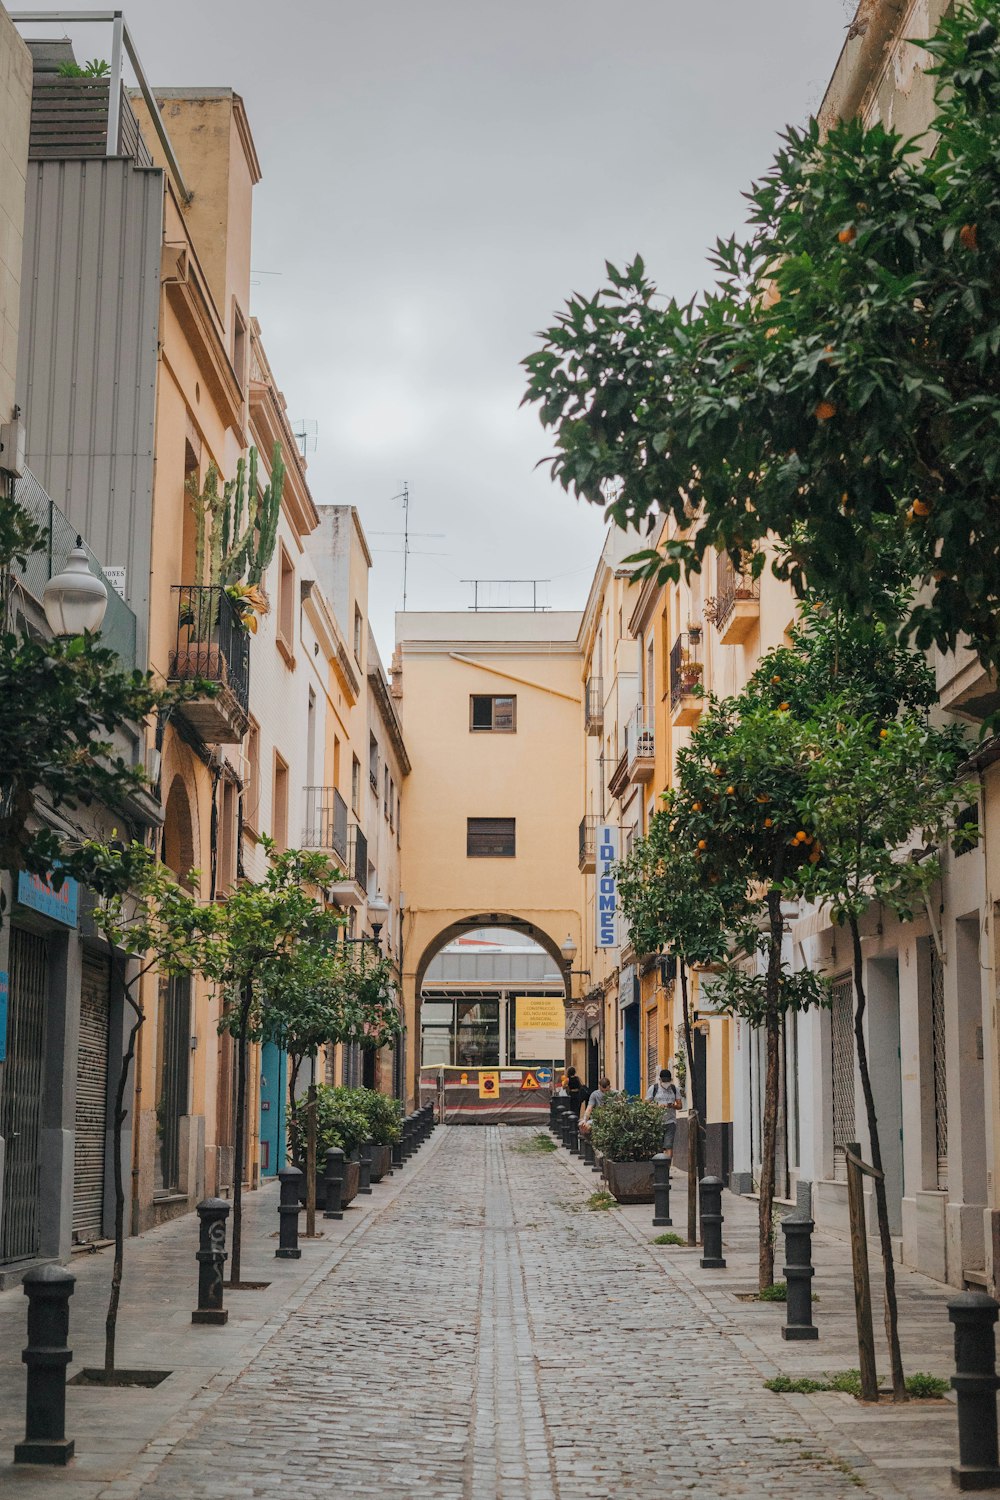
[12,469,137,671]
[624,705,655,783]
[706,551,760,644]
[607,747,630,801]
[585,677,604,735]
[328,825,368,908]
[302,786,349,864]
[936,643,1000,723]
[168,586,250,744]
[579,814,597,873]
[669,630,704,727]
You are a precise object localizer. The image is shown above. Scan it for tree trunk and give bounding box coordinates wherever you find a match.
[229,985,252,1286]
[680,964,703,1244]
[105,991,143,1376]
[849,916,907,1401]
[758,889,784,1291]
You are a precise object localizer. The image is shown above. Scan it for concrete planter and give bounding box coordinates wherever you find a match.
[604,1159,656,1204]
[295,1157,361,1210]
[369,1144,392,1183]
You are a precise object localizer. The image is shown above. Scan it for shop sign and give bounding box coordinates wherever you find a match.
[17,869,78,927]
[597,823,618,947]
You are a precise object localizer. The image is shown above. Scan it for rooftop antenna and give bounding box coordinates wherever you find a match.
[290,418,317,459]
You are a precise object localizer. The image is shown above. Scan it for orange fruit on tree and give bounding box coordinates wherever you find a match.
[771,675,781,684]
[815,400,837,422]
[764,818,773,828]
[879,728,888,739]
[960,223,978,251]
[692,802,702,811]
[778,701,790,711]
[756,793,770,804]
[726,785,735,795]
[809,850,821,864]
[912,499,932,517]
[697,839,707,851]
[838,225,856,244]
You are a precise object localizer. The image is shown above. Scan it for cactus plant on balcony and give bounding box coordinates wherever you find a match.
[186,441,286,626]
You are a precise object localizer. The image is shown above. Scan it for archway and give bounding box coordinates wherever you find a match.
[415,916,571,1124]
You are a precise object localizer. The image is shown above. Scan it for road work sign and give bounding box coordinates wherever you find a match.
[520,1072,540,1090]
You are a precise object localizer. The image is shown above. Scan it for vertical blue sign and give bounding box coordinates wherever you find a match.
[0,971,8,1064]
[597,823,619,948]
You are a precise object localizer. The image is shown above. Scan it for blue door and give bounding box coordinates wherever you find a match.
[623,1007,641,1096]
[259,1043,286,1177]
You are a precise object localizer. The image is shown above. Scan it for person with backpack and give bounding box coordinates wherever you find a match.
[565,1066,585,1120]
[646,1067,683,1162]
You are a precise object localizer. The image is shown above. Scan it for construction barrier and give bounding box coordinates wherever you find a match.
[420,1065,558,1125]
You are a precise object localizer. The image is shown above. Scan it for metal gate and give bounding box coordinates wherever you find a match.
[930,946,948,1190]
[73,951,110,1241]
[0,928,48,1261]
[645,1009,658,1092]
[155,974,190,1194]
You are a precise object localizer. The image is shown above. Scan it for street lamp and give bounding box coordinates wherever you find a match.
[42,538,108,637]
[367,890,390,948]
[559,934,591,999]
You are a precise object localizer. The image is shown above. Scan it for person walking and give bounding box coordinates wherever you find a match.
[646,1067,683,1164]
[579,1076,611,1137]
[565,1066,585,1120]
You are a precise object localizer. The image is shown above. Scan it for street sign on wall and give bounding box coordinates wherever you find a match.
[597,823,619,947]
[17,869,78,927]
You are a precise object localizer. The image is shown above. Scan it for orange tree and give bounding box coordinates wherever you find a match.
[671,686,829,1290]
[523,2,1000,675]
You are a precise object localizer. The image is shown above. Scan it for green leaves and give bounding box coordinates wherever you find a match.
[524,0,1000,671]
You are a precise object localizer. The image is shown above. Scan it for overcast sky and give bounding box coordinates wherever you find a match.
[35,1,853,656]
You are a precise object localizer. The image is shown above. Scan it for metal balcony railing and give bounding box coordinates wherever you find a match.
[11,469,138,670]
[669,631,703,711]
[169,585,250,715]
[585,677,604,734]
[625,704,654,766]
[302,786,349,862]
[706,551,760,636]
[579,814,597,871]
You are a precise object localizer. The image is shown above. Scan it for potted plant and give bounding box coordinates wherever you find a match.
[294,1086,369,1208]
[359,1088,402,1181]
[589,1094,664,1203]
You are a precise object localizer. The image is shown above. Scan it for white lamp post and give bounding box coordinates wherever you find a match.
[42,538,109,637]
[560,934,578,966]
[367,890,390,947]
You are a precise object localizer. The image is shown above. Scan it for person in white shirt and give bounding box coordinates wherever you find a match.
[645,1067,683,1163]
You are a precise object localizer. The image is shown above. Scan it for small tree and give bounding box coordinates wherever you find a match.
[795,699,975,1398]
[85,843,220,1377]
[205,842,339,1283]
[618,804,742,1240]
[669,691,830,1289]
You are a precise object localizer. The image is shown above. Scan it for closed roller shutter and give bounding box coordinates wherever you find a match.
[73,951,110,1242]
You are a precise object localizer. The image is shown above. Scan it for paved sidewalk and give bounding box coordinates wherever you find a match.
[0,1126,976,1498]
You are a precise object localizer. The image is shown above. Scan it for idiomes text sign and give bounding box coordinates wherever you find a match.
[597,823,618,948]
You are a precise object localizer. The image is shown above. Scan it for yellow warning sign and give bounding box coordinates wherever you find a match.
[520,1072,540,1090]
[478,1070,500,1099]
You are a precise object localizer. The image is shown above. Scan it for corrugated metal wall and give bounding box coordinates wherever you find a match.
[17,157,163,666]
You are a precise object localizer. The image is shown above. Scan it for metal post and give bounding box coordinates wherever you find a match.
[581,1134,596,1168]
[559,1107,572,1150]
[391,1130,404,1171]
[14,1266,75,1466]
[358,1139,373,1195]
[781,1217,818,1341]
[949,1292,1000,1490]
[549,1095,558,1131]
[275,1167,303,1259]
[192,1197,231,1325]
[569,1114,580,1156]
[323,1147,345,1221]
[653,1153,672,1228]
[698,1176,726,1269]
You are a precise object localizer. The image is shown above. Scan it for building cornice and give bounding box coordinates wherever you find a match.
[368,666,412,776]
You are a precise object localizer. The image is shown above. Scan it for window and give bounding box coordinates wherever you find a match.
[218,780,237,893]
[369,733,379,794]
[232,301,248,390]
[384,766,390,818]
[277,543,295,659]
[467,817,515,858]
[351,755,361,815]
[273,752,289,852]
[470,695,516,732]
[353,605,363,662]
[389,779,395,831]
[244,718,261,837]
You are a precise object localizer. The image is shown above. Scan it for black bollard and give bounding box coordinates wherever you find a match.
[581,1134,596,1168]
[402,1114,415,1159]
[193,1197,231,1324]
[391,1127,404,1171]
[560,1108,572,1150]
[324,1147,345,1220]
[781,1217,818,1341]
[358,1139,373,1195]
[569,1115,580,1156]
[14,1266,75,1466]
[653,1153,672,1228]
[699,1176,726,1269]
[275,1167,303,1259]
[549,1096,558,1131]
[948,1292,1000,1490]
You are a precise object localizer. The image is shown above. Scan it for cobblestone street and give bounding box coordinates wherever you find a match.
[124,1129,861,1499]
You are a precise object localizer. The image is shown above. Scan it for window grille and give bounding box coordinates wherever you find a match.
[467,817,515,858]
[930,946,948,1190]
[830,975,856,1182]
[646,1009,658,1092]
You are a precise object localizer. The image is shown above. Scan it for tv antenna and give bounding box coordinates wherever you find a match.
[290,419,318,458]
[368,484,443,609]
